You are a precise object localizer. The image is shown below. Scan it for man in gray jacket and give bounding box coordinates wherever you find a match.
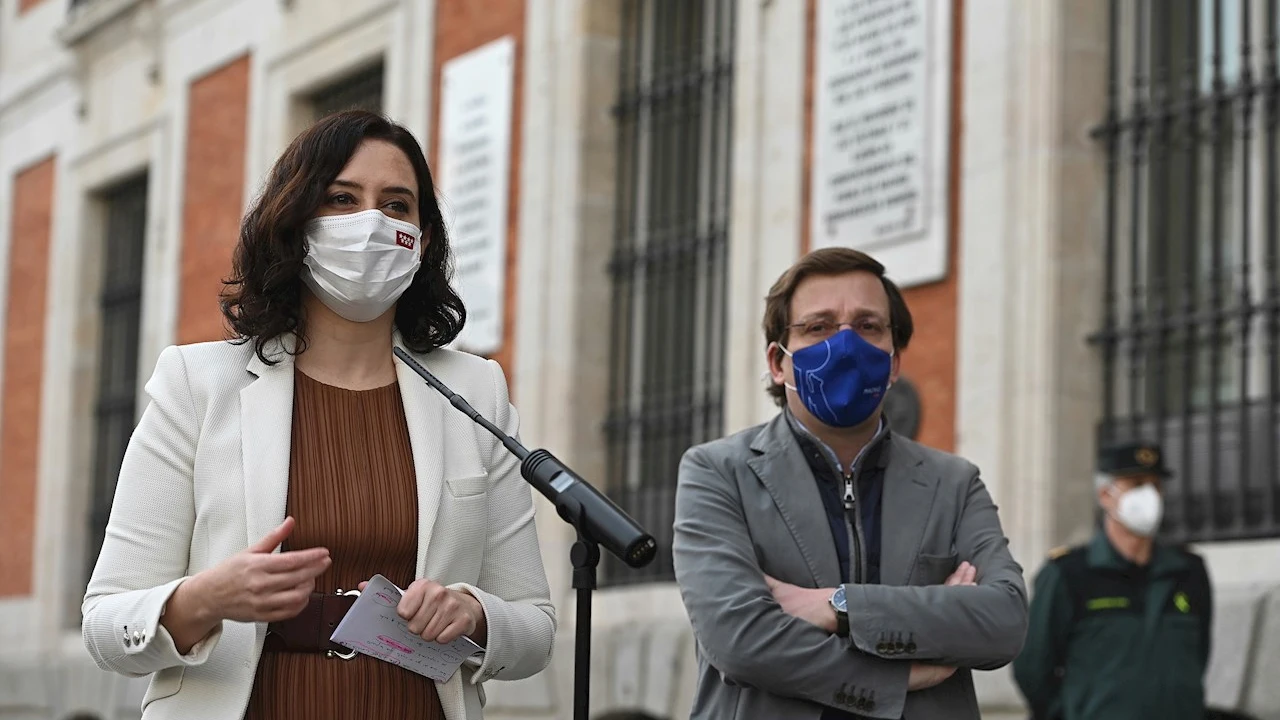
[673,248,1028,719]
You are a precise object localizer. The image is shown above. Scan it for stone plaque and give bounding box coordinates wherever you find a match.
[438,36,516,356]
[811,0,952,288]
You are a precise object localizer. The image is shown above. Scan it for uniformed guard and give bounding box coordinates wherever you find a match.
[1013,441,1213,720]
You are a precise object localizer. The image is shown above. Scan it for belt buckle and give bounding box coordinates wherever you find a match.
[326,588,361,660]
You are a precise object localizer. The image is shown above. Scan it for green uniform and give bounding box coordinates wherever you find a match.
[1012,532,1213,720]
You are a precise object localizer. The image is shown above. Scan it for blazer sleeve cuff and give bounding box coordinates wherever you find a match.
[449,582,555,683]
[84,577,223,676]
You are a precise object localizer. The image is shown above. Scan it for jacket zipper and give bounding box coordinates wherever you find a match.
[844,471,867,584]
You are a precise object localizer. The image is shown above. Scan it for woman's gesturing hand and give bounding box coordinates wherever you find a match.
[163,516,329,654]
[188,516,330,624]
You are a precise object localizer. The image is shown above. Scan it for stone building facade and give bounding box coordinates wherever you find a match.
[0,1,1277,719]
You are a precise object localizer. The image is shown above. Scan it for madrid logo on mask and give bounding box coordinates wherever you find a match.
[396,230,415,250]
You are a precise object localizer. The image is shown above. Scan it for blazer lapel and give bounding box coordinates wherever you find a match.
[879,437,941,586]
[392,343,449,579]
[746,415,842,588]
[240,339,296,549]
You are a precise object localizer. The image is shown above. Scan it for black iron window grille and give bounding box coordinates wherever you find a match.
[602,0,736,585]
[311,62,385,121]
[1091,0,1280,542]
[87,175,149,582]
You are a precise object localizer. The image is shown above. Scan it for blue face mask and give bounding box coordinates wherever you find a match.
[779,328,894,428]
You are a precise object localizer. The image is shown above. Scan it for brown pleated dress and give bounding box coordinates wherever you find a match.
[244,371,445,719]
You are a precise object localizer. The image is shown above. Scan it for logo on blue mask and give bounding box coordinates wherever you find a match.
[782,328,893,428]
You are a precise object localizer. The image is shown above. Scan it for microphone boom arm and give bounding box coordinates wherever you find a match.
[392,347,656,568]
[394,348,530,461]
[393,346,655,720]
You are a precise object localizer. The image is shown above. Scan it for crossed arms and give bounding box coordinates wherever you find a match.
[672,445,1029,720]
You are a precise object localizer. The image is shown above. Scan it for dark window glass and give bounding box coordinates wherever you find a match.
[603,0,737,585]
[1092,0,1280,541]
[86,175,148,582]
[311,62,385,121]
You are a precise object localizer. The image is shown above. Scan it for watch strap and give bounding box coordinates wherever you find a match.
[830,587,850,637]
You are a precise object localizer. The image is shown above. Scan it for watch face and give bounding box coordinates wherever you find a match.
[831,585,847,612]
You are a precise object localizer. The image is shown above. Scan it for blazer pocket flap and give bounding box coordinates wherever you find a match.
[912,552,959,585]
[446,473,489,498]
[141,667,184,709]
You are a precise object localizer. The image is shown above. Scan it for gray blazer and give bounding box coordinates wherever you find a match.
[672,414,1028,720]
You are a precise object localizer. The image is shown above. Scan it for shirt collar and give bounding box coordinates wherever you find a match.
[784,407,889,476]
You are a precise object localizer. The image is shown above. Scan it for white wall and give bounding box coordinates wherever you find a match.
[722,0,807,435]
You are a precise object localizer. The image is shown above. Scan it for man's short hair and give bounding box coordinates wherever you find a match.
[762,247,914,406]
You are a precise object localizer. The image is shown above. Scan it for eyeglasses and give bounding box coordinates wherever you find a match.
[786,316,892,345]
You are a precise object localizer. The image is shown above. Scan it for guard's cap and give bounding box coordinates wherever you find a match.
[1097,441,1172,478]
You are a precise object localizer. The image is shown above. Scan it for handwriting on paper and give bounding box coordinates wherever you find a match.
[330,574,485,682]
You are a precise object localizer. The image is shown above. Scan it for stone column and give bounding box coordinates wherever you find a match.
[954,0,1109,714]
[722,0,808,434]
[498,0,620,716]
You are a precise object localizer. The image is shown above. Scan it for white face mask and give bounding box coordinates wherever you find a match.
[1107,483,1164,537]
[300,209,423,322]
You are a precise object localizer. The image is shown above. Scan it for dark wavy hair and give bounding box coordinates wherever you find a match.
[220,110,465,363]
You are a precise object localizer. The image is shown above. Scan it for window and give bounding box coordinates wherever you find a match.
[1091,0,1280,542]
[602,0,737,585]
[86,175,148,581]
[310,63,385,121]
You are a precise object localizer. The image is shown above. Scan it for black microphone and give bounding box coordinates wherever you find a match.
[393,347,657,569]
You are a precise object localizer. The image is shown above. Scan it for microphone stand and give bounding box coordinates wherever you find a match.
[392,348,648,720]
[566,506,599,720]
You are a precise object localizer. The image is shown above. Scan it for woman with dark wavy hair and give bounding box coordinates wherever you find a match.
[81,110,555,720]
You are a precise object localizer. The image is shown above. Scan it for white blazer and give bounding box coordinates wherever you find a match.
[81,334,557,720]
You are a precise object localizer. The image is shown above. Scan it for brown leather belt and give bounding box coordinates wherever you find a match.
[264,590,359,658]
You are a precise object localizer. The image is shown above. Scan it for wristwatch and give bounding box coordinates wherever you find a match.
[829,585,849,637]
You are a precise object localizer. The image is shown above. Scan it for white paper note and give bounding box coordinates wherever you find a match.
[329,574,485,682]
